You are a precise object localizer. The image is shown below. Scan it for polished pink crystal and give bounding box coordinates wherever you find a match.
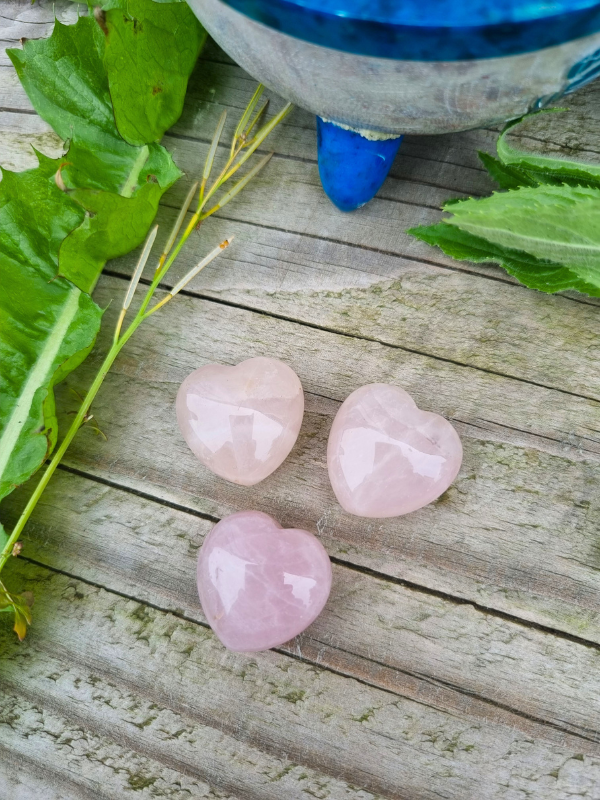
[327,383,462,518]
[176,357,304,486]
[197,511,332,652]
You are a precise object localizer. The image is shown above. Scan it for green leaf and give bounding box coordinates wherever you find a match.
[0,525,8,553]
[102,0,206,145]
[497,111,600,189]
[0,581,34,641]
[1,8,187,502]
[7,16,181,195]
[408,223,600,296]
[59,182,164,292]
[444,184,600,286]
[477,151,537,190]
[0,156,104,502]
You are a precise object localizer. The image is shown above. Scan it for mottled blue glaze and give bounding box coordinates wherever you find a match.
[219,0,600,59]
[316,118,402,211]
[565,45,600,90]
[241,0,600,26]
[532,43,600,106]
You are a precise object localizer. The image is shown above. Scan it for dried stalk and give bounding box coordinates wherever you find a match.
[0,86,293,640]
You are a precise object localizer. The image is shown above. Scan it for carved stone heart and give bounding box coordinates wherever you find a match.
[176,357,304,486]
[327,383,462,518]
[197,511,332,652]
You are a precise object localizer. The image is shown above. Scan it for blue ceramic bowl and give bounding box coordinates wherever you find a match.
[188,0,600,208]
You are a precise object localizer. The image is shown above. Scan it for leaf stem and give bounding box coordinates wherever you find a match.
[0,83,294,636]
[0,320,136,572]
[0,235,233,573]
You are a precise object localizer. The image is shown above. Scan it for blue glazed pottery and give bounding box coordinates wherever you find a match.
[316,119,403,211]
[187,0,600,209]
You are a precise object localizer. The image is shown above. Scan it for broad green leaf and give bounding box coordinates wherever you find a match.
[2,10,184,503]
[7,16,181,195]
[62,137,180,198]
[444,184,600,286]
[497,111,600,188]
[59,182,164,292]
[103,0,206,145]
[408,223,600,296]
[477,151,537,190]
[0,157,103,502]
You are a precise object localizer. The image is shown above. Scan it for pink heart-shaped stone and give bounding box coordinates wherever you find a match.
[327,383,463,518]
[176,357,304,486]
[197,511,332,652]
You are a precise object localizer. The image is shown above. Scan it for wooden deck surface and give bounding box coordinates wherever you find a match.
[2,2,600,797]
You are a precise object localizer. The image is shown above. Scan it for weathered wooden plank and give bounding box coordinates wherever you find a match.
[6,275,597,645]
[0,0,82,66]
[4,7,600,404]
[0,688,366,800]
[114,201,600,401]
[4,97,600,404]
[0,694,234,800]
[503,81,600,164]
[7,468,600,749]
[0,110,63,171]
[6,108,599,406]
[2,561,600,799]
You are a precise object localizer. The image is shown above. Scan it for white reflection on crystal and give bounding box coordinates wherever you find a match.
[283,573,317,607]
[339,427,446,492]
[208,546,249,614]
[187,396,283,462]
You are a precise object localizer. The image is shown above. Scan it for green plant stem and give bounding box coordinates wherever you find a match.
[0,314,143,573]
[0,84,293,636]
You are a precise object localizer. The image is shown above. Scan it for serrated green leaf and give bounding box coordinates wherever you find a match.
[59,182,164,292]
[103,0,206,145]
[444,184,600,286]
[408,222,600,296]
[2,7,184,503]
[477,151,537,190]
[497,111,600,189]
[0,158,103,503]
[7,16,181,195]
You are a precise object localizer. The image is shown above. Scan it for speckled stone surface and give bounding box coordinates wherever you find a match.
[197,511,332,652]
[328,383,463,518]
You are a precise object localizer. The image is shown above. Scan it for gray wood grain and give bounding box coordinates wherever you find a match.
[22,275,599,646]
[6,69,600,401]
[0,695,235,800]
[3,561,600,800]
[0,0,83,65]
[3,1,600,796]
[6,468,600,751]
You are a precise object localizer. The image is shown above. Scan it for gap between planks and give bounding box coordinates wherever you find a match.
[5,462,600,751]
[103,261,600,413]
[28,275,600,649]
[53,461,600,653]
[7,560,599,800]
[15,549,600,751]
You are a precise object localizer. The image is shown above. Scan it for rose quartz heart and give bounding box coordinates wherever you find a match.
[176,357,304,486]
[327,383,462,518]
[197,510,332,652]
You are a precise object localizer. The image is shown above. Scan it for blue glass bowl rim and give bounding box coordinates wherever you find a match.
[218,0,600,59]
